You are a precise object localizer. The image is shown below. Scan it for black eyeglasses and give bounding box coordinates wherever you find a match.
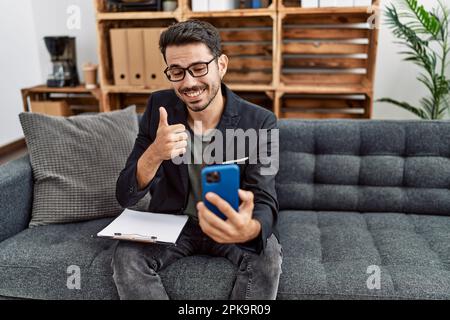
[164,57,217,82]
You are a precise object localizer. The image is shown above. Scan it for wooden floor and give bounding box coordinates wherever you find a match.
[0,146,28,166]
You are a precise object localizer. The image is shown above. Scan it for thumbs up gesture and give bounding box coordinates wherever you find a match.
[151,107,188,161]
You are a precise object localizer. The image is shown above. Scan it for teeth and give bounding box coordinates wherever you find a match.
[185,89,204,98]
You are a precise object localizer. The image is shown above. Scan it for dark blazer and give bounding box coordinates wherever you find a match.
[116,84,279,253]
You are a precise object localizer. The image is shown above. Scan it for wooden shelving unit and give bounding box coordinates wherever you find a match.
[21,84,103,115]
[96,11,182,20]
[94,0,379,118]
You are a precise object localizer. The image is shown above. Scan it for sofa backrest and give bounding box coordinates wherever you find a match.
[276,119,450,215]
[0,156,33,241]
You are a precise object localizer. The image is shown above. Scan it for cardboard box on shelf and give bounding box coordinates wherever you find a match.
[30,100,73,117]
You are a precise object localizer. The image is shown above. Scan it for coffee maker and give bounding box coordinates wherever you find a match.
[44,36,80,87]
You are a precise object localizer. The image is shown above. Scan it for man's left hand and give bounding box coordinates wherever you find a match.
[197,189,261,244]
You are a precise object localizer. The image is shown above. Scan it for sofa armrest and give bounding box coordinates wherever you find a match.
[0,155,33,242]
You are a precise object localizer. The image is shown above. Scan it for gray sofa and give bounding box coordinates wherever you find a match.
[0,119,449,300]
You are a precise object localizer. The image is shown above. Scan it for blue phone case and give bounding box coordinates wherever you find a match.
[201,164,240,220]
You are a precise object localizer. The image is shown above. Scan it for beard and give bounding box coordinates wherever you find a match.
[178,80,221,113]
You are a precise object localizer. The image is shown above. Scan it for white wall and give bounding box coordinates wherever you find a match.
[0,0,41,147]
[31,0,98,84]
[373,0,434,119]
[0,0,448,147]
[0,0,98,148]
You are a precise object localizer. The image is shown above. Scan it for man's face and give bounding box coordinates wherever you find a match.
[165,43,228,113]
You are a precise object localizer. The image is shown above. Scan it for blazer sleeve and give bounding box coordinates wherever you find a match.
[116,96,161,208]
[238,112,279,254]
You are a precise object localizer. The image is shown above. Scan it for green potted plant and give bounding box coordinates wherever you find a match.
[378,0,450,119]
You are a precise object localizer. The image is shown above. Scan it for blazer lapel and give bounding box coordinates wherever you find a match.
[216,84,241,163]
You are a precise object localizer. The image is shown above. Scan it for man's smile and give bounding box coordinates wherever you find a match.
[181,86,208,102]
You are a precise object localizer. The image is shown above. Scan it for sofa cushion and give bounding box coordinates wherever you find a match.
[0,219,237,300]
[19,106,139,227]
[276,120,450,215]
[1,211,448,300]
[277,210,450,299]
[0,218,119,299]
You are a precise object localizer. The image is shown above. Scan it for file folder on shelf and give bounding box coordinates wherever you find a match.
[143,28,170,88]
[110,29,130,86]
[127,28,146,86]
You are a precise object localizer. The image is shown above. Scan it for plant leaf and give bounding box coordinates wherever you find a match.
[377,98,429,119]
[405,0,441,37]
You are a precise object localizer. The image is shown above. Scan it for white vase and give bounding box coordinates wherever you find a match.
[209,0,239,11]
[163,1,177,11]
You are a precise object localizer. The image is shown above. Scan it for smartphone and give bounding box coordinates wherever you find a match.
[201,164,240,220]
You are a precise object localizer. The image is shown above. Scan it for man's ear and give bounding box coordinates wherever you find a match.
[218,54,228,80]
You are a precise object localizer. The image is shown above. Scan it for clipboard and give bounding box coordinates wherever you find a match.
[97,209,189,245]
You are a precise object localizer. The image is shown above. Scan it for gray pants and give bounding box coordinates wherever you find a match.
[112,218,283,300]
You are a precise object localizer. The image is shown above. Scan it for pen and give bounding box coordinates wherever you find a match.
[222,157,248,165]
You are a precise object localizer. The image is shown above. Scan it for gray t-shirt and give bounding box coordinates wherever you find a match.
[184,128,215,219]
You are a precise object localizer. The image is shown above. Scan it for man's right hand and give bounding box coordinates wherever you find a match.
[151,106,188,161]
[136,107,188,190]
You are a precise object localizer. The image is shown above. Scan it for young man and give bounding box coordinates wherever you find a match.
[114,20,282,300]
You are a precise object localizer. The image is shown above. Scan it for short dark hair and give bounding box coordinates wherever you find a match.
[159,20,222,62]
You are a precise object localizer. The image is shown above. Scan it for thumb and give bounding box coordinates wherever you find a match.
[158,107,169,127]
[238,189,254,212]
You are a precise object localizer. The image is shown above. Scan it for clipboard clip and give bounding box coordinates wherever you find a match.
[113,233,158,242]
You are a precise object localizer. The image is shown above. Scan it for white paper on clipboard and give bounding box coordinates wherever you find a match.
[97,209,188,244]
